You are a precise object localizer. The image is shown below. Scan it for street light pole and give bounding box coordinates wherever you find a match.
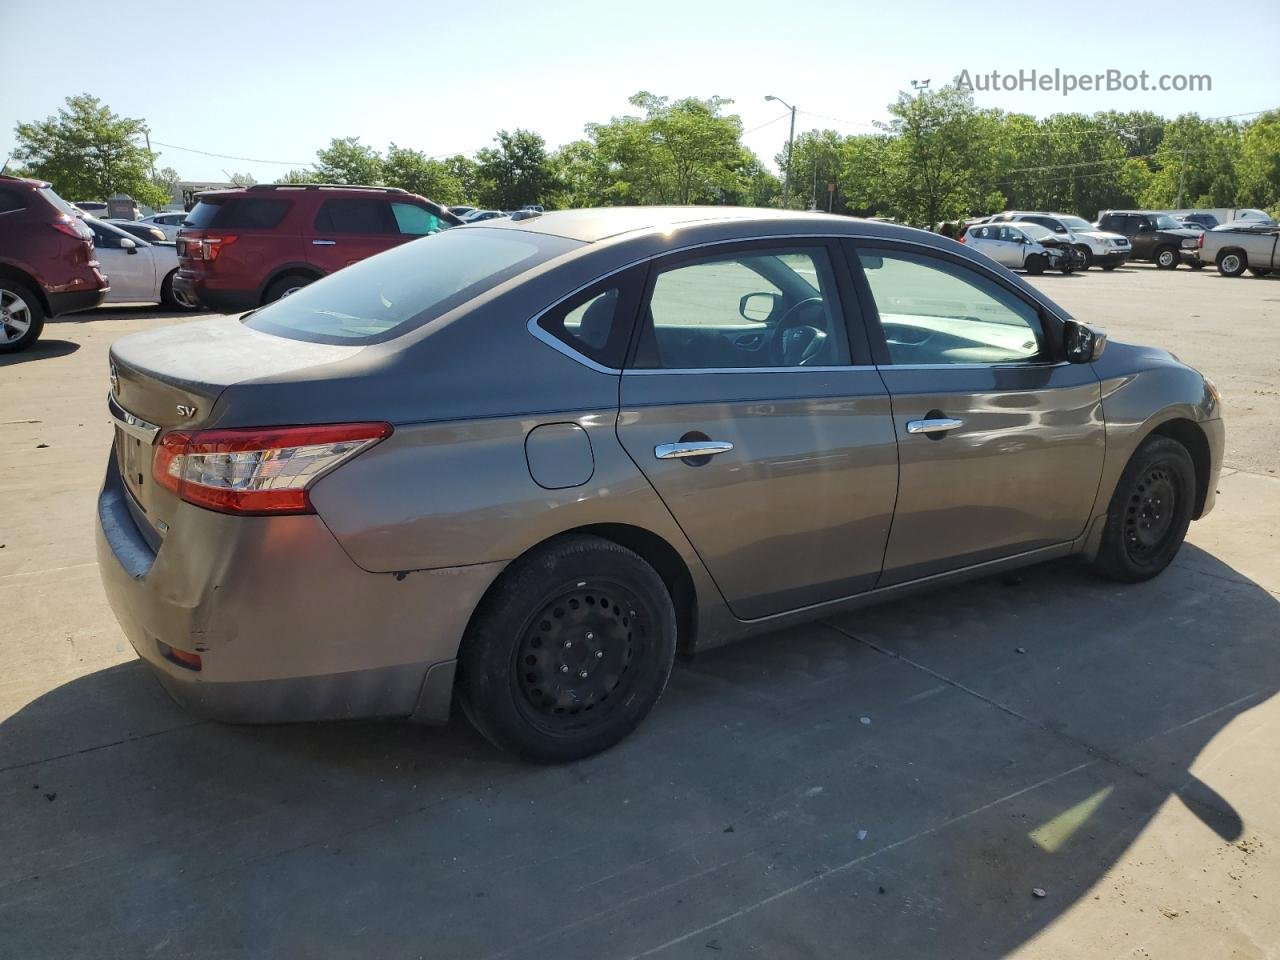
[765,95,797,208]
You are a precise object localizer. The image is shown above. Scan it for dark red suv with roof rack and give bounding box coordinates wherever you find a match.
[0,175,108,352]
[173,184,461,313]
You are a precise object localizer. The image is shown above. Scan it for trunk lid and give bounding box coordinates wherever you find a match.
[108,317,364,537]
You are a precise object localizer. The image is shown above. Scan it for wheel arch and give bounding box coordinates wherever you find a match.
[256,263,323,304]
[1148,417,1211,519]
[0,264,51,315]
[1216,246,1248,267]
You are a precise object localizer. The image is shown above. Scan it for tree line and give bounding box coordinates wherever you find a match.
[9,89,1280,223]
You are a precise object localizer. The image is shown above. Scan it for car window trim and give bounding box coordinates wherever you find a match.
[532,267,646,371]
[526,232,1066,374]
[843,237,1068,367]
[625,237,858,372]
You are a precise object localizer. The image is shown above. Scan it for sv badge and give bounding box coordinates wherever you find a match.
[176,404,197,418]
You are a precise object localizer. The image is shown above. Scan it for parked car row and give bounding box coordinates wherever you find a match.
[959,211,1131,274]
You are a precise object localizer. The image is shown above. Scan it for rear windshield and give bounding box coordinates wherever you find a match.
[38,186,78,217]
[185,197,290,230]
[243,227,581,345]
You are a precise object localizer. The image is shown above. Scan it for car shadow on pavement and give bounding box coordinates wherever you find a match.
[2,544,1275,958]
[0,339,80,366]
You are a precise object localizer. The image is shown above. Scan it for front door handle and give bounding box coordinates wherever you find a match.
[311,239,337,246]
[906,417,964,435]
[655,440,734,460]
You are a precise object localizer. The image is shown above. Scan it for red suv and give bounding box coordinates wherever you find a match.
[0,175,108,352]
[174,184,461,313]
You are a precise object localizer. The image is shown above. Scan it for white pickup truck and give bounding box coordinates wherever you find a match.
[1195,225,1280,277]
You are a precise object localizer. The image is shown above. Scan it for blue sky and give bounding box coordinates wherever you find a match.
[3,0,1278,183]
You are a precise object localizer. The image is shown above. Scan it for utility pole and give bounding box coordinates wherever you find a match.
[143,126,157,180]
[766,95,797,208]
[1176,144,1188,208]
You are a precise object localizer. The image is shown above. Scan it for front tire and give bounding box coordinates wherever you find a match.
[0,281,46,353]
[160,270,198,311]
[1024,254,1046,276]
[457,535,678,763]
[1155,246,1179,269]
[1091,435,1196,582]
[1074,245,1092,269]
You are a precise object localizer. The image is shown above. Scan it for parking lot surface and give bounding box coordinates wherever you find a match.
[1,264,1277,958]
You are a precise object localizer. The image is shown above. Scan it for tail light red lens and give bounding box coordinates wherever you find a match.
[179,235,238,261]
[153,422,392,515]
[1197,233,1205,249]
[51,214,93,241]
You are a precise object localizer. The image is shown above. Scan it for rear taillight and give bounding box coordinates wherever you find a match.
[957,233,966,244]
[1197,233,1205,249]
[153,422,392,515]
[51,214,93,241]
[179,235,238,261]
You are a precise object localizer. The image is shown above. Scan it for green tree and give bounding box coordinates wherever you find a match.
[588,93,747,206]
[12,94,168,207]
[226,171,257,187]
[881,85,990,226]
[783,130,845,211]
[150,165,182,206]
[313,137,384,185]
[383,145,465,204]
[1140,116,1240,208]
[444,154,480,202]
[551,139,612,208]
[475,129,559,209]
[1236,111,1280,211]
[276,168,317,184]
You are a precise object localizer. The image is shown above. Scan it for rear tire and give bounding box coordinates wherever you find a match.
[1091,435,1196,583]
[1218,252,1246,277]
[457,535,677,763]
[263,272,317,305]
[0,280,46,353]
[1155,246,1179,269]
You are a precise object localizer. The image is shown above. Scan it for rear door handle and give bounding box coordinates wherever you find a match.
[906,417,964,435]
[311,239,337,246]
[655,440,734,460]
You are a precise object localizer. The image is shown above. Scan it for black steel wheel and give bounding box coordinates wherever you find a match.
[457,535,677,762]
[1092,435,1196,582]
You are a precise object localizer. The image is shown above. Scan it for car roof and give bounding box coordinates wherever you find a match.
[476,206,925,244]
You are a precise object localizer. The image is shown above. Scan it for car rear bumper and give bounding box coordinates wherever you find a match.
[173,275,256,314]
[95,455,505,724]
[47,286,107,317]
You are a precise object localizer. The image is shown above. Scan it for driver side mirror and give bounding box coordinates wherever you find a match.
[739,291,781,323]
[120,237,138,255]
[1064,320,1106,363]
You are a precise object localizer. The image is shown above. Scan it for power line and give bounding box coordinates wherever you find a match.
[742,113,793,135]
[149,139,310,166]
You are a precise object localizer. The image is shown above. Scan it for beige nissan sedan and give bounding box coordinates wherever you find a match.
[97,207,1224,762]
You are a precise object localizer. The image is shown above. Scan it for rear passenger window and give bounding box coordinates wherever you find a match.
[0,188,28,213]
[314,199,391,234]
[537,276,642,369]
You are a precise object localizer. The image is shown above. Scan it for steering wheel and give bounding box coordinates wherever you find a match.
[770,297,828,366]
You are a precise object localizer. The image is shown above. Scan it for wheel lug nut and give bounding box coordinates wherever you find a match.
[560,665,569,674]
[564,640,572,648]
[579,670,589,679]
[595,651,603,659]
[586,632,594,640]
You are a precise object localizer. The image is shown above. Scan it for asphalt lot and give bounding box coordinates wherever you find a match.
[1,262,1277,958]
